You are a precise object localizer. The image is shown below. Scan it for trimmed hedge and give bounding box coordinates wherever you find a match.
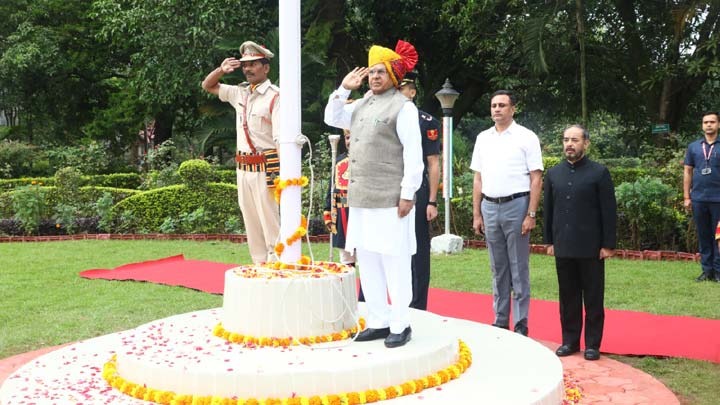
[0,173,142,191]
[0,186,139,218]
[110,182,241,233]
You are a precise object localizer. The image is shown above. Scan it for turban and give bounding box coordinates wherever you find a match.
[367,40,418,87]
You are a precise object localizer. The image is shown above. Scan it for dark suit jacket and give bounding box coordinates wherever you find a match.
[543,157,617,258]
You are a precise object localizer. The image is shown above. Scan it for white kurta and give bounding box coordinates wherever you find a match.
[324,86,424,257]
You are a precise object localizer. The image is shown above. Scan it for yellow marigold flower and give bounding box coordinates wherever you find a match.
[300,176,309,186]
[213,323,223,336]
[308,396,322,405]
[286,399,302,405]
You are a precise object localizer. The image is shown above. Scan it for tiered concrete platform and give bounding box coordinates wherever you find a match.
[0,309,679,404]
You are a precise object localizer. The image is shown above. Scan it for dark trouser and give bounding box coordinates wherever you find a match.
[410,183,431,310]
[691,201,720,276]
[555,257,605,350]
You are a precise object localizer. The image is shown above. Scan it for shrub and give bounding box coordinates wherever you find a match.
[0,186,139,218]
[44,141,111,175]
[53,203,79,234]
[140,165,181,190]
[615,177,684,250]
[94,192,115,232]
[110,183,241,233]
[54,167,84,206]
[11,183,46,235]
[0,140,39,178]
[0,173,142,192]
[178,159,212,188]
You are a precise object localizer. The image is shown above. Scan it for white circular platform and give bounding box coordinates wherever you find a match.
[0,307,564,404]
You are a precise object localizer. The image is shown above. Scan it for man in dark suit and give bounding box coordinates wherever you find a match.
[543,124,617,361]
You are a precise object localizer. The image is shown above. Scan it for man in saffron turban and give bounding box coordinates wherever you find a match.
[324,40,424,348]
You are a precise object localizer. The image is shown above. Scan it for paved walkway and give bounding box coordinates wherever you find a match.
[1,342,679,404]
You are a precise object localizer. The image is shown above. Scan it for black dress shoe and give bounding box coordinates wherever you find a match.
[555,344,580,357]
[696,272,713,282]
[491,323,509,330]
[354,327,390,342]
[384,326,412,348]
[584,348,600,360]
[514,324,528,336]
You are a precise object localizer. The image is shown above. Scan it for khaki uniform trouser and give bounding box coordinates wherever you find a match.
[237,169,280,263]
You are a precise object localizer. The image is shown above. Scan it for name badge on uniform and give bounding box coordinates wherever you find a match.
[702,167,712,175]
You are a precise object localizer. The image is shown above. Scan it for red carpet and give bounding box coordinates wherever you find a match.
[80,255,720,363]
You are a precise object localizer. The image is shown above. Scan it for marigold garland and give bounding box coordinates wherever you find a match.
[103,340,472,405]
[273,176,309,203]
[273,215,308,256]
[212,318,367,348]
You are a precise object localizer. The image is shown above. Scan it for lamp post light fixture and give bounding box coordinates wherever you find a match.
[431,78,463,254]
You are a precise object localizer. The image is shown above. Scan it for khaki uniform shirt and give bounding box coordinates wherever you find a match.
[219,79,280,153]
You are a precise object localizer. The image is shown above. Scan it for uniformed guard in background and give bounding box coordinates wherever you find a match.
[399,72,441,310]
[324,129,355,266]
[201,41,281,264]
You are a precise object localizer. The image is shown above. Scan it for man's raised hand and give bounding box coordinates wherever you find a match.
[220,58,242,74]
[341,67,368,91]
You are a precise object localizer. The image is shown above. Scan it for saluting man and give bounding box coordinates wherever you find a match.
[398,72,441,310]
[201,41,281,264]
[324,40,424,348]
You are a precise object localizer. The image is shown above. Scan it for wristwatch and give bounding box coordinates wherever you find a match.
[527,211,536,218]
[428,201,438,207]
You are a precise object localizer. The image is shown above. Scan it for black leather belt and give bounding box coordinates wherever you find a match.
[483,191,529,203]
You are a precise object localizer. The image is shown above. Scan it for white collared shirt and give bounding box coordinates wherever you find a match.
[469,121,543,198]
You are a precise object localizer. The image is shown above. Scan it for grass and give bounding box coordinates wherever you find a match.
[1,240,719,404]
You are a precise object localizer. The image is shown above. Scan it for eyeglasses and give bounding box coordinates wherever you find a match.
[368,69,388,76]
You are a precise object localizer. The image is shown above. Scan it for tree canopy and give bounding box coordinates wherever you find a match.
[1,1,718,160]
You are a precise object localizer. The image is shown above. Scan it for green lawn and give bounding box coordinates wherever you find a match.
[1,241,718,404]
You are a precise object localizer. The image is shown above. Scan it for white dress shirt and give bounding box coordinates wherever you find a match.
[470,121,543,198]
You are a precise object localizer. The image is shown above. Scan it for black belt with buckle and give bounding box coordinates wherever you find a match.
[483,191,530,204]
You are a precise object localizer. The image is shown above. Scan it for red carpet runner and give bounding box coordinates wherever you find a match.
[80,255,720,363]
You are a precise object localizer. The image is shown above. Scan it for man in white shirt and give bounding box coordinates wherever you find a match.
[324,41,424,348]
[470,90,543,336]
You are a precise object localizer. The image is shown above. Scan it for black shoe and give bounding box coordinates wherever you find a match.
[696,272,713,282]
[514,324,528,336]
[555,344,580,357]
[384,326,412,348]
[354,327,390,342]
[584,348,600,361]
[713,273,720,283]
[491,323,509,330]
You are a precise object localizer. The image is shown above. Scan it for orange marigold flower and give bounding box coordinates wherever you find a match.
[274,243,285,255]
[308,396,323,405]
[326,395,341,405]
[346,392,361,405]
[286,399,302,405]
[437,370,450,383]
[364,390,379,403]
[245,399,260,405]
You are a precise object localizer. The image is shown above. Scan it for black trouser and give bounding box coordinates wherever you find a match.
[555,257,605,350]
[410,182,431,310]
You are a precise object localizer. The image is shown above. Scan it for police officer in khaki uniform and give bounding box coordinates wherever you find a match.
[202,41,281,264]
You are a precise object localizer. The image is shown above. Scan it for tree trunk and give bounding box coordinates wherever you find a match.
[575,0,588,127]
